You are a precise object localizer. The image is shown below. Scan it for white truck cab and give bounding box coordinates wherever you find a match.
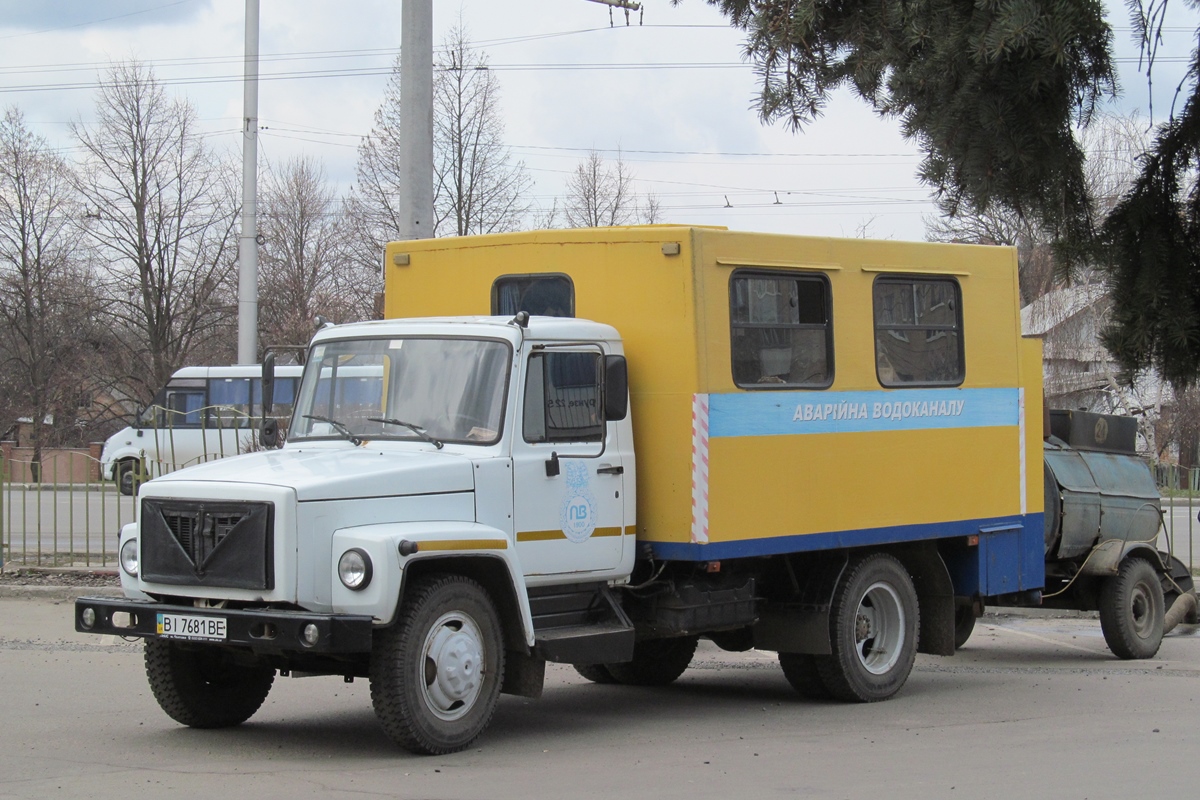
[80,314,637,754]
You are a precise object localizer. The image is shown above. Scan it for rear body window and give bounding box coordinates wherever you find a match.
[730,270,833,389]
[873,277,964,386]
[493,274,574,317]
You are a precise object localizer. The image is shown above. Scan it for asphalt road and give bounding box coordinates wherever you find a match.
[3,594,1200,799]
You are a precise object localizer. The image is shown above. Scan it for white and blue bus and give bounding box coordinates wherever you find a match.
[100,365,302,495]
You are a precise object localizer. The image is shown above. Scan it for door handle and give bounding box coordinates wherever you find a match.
[596,464,624,475]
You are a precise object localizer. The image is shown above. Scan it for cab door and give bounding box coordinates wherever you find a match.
[512,348,627,577]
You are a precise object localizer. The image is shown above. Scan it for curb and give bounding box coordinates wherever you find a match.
[0,585,123,602]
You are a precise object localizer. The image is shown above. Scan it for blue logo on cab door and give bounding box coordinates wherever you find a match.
[560,460,597,543]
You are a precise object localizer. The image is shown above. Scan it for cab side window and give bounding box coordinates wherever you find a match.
[524,352,603,442]
[873,277,963,386]
[730,271,833,388]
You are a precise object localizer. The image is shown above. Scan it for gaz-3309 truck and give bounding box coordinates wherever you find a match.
[76,226,1197,755]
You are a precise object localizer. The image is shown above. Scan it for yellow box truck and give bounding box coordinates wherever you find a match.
[76,225,1193,755]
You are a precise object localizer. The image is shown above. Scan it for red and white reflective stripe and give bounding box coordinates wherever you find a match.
[1018,388,1027,515]
[691,393,710,544]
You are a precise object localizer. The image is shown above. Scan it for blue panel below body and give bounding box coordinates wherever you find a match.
[647,514,1047,597]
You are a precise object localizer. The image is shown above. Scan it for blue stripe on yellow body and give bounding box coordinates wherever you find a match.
[709,388,1020,438]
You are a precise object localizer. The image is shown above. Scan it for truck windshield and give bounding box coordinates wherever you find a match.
[290,337,511,445]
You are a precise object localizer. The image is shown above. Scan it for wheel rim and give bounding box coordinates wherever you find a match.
[419,610,485,722]
[1129,581,1155,638]
[853,581,906,675]
[119,467,134,494]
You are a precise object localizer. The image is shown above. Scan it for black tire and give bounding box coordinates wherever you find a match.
[1100,557,1165,660]
[606,636,698,686]
[954,600,978,650]
[708,626,755,652]
[779,652,832,700]
[143,640,274,728]
[116,459,139,496]
[369,574,505,755]
[816,553,919,702]
[573,663,618,684]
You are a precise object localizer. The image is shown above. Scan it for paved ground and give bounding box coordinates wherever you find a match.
[3,593,1200,799]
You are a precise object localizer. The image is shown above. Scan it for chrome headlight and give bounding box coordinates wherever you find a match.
[337,548,372,591]
[119,538,139,577]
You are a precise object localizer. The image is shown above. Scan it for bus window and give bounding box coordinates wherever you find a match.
[163,386,205,428]
[209,378,252,428]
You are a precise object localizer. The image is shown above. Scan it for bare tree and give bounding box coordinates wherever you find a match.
[0,107,99,471]
[258,156,372,348]
[433,26,532,236]
[72,61,239,402]
[563,150,638,228]
[350,26,533,262]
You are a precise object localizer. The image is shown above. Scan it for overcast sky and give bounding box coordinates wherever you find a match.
[0,0,1192,242]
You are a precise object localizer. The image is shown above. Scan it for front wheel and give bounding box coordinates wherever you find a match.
[1100,557,1165,660]
[369,574,505,755]
[816,553,919,702]
[144,640,274,728]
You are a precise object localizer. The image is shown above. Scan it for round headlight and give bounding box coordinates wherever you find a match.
[338,548,372,591]
[120,538,139,577]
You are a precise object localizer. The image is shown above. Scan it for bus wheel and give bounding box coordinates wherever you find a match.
[116,460,139,496]
[816,553,919,702]
[1099,556,1164,660]
[369,574,505,755]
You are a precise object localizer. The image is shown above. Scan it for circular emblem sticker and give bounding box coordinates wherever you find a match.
[560,461,597,543]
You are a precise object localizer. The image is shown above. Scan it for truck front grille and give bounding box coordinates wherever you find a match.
[141,499,274,590]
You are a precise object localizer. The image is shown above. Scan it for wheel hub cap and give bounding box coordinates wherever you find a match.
[855,581,905,675]
[421,612,484,721]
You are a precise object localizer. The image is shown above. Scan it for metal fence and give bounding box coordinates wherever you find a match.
[3,447,1200,572]
[1,403,273,569]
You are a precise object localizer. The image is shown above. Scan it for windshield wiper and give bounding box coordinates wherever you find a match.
[368,417,444,449]
[302,414,362,446]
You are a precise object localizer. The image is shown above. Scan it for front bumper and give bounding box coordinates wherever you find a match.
[74,596,374,654]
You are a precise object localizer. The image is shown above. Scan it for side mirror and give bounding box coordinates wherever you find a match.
[604,355,628,421]
[260,353,277,448]
[261,418,279,449]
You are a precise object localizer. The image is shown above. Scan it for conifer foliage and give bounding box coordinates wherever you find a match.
[702,0,1115,233]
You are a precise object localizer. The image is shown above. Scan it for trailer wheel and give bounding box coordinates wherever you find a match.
[816,553,919,702]
[144,640,274,728]
[1099,556,1165,660]
[573,663,618,684]
[369,574,504,755]
[779,653,832,700]
[606,636,698,686]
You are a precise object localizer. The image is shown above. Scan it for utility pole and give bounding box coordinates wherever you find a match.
[237,0,260,364]
[397,0,433,240]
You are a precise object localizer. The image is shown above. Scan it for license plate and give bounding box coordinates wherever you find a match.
[156,613,227,641]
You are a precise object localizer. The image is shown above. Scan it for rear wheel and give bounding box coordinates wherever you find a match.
[369,574,505,754]
[606,636,698,686]
[144,640,274,728]
[954,599,978,650]
[816,553,919,702]
[1100,556,1165,660]
[573,663,618,684]
[779,652,832,700]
